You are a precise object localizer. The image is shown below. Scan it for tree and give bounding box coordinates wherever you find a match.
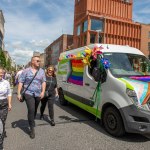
[0,48,6,67]
[6,58,11,71]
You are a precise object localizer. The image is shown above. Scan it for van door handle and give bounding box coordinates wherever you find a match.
[85,83,90,86]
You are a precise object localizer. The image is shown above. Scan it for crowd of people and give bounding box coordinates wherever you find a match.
[0,56,58,150]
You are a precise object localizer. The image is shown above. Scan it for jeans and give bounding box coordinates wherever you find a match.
[0,99,8,149]
[40,95,55,120]
[24,94,41,128]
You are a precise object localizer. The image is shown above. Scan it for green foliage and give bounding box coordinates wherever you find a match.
[0,48,6,67]
[6,58,11,71]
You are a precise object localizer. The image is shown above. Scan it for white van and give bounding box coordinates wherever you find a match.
[57,44,150,137]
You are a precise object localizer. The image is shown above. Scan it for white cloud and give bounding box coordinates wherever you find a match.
[9,48,33,64]
[2,0,74,65]
[30,39,50,48]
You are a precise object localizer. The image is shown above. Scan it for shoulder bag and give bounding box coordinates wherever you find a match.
[20,69,39,102]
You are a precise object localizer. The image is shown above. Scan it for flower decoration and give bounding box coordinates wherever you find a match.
[92,46,103,60]
[82,56,91,66]
[100,58,111,69]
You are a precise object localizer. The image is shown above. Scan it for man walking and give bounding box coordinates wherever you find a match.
[17,56,46,139]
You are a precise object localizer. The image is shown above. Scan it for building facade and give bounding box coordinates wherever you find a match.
[0,10,5,50]
[140,24,150,58]
[45,34,73,67]
[40,53,45,68]
[73,0,141,52]
[33,51,40,57]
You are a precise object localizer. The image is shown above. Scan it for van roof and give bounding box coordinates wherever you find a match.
[60,44,144,58]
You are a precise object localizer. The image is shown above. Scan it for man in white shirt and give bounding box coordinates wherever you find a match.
[0,66,12,150]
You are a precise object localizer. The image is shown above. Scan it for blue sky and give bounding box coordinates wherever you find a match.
[0,0,150,65]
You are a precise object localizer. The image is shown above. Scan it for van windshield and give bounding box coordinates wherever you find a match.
[103,53,150,77]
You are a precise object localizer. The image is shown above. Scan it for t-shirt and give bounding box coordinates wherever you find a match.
[46,76,57,96]
[0,79,12,100]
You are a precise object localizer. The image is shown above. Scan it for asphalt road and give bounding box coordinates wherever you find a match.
[4,88,150,150]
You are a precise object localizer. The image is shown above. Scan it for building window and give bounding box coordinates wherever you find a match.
[148,31,150,38]
[148,42,150,51]
[91,19,103,32]
[98,33,103,43]
[82,20,88,33]
[77,25,80,35]
[90,34,96,43]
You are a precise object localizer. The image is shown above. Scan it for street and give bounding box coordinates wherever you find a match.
[4,88,150,150]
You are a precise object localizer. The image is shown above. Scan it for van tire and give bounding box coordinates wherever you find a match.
[102,107,125,137]
[58,89,68,106]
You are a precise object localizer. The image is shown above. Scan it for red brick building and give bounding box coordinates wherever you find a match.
[73,0,141,52]
[140,24,150,58]
[45,34,73,66]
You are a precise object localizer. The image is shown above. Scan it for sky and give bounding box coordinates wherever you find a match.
[0,0,150,65]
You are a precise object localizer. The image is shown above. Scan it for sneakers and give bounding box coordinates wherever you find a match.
[50,120,55,126]
[30,128,35,139]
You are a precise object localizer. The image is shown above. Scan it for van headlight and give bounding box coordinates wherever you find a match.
[126,89,149,110]
[126,89,139,106]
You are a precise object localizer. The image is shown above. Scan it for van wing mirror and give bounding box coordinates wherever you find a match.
[92,67,101,82]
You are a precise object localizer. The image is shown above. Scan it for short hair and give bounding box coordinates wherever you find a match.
[31,56,40,61]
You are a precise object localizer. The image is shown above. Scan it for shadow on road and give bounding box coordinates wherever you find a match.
[11,119,30,136]
[55,101,150,142]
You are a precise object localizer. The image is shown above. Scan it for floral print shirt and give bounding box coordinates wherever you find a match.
[19,67,46,97]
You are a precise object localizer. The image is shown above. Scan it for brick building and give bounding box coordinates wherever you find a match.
[39,53,45,68]
[73,0,141,52]
[45,34,73,66]
[140,24,150,58]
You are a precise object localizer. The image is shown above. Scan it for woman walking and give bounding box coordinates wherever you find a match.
[40,65,58,126]
[0,67,12,150]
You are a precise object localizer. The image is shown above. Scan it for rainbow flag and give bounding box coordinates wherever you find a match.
[68,59,84,86]
[130,76,150,82]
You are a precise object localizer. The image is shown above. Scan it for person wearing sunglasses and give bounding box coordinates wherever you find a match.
[17,56,46,139]
[0,66,12,150]
[40,65,58,126]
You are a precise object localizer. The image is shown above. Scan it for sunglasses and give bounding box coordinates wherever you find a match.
[36,60,41,63]
[48,69,54,72]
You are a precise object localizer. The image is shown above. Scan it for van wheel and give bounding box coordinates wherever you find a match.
[58,89,68,106]
[102,107,125,137]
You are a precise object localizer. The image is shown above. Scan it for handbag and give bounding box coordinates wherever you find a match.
[20,69,39,102]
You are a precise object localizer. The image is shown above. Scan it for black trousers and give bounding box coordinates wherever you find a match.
[40,96,55,120]
[25,94,41,128]
[0,99,8,149]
